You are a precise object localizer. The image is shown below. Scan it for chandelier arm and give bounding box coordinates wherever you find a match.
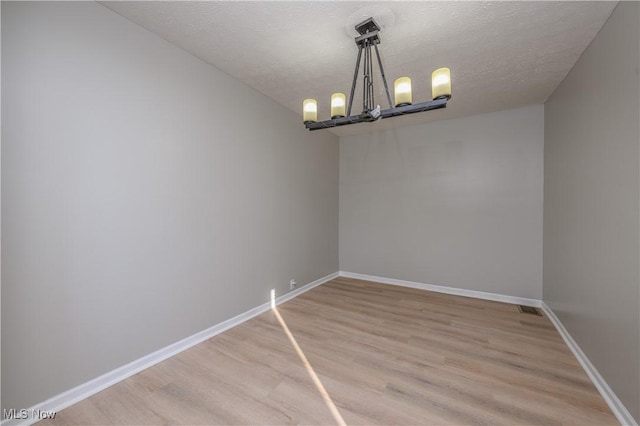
[362,41,369,112]
[347,45,364,117]
[363,40,375,112]
[367,42,375,111]
[373,44,393,109]
[378,98,447,118]
[304,98,448,131]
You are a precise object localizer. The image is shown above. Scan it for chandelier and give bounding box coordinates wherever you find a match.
[303,17,451,131]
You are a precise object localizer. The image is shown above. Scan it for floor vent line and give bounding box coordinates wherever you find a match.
[517,305,543,316]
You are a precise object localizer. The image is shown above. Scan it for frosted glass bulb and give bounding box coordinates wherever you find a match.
[431,67,451,100]
[330,93,346,119]
[394,77,412,107]
[303,99,317,123]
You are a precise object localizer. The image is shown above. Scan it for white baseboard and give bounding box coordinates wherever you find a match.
[339,271,636,425]
[1,271,339,426]
[338,271,542,307]
[540,303,637,426]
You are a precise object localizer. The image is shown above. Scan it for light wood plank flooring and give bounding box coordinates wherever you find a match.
[43,277,617,425]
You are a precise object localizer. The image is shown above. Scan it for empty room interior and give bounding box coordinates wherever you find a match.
[2,1,640,425]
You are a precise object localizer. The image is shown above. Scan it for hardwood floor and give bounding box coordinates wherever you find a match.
[43,277,618,425]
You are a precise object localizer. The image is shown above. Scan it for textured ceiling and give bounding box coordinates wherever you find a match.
[101,1,616,136]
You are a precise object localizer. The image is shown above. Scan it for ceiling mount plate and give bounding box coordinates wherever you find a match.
[354,17,381,45]
[344,6,395,38]
[355,17,381,35]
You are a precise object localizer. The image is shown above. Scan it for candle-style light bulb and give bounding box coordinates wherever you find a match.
[431,67,452,100]
[394,77,412,107]
[303,99,318,123]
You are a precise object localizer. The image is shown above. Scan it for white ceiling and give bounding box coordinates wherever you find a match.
[102,1,616,136]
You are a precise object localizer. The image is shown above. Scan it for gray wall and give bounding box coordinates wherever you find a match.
[340,105,543,299]
[544,2,640,422]
[1,1,338,411]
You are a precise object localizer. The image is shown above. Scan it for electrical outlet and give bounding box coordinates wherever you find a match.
[289,279,297,290]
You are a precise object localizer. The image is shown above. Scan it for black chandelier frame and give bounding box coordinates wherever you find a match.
[305,17,450,131]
